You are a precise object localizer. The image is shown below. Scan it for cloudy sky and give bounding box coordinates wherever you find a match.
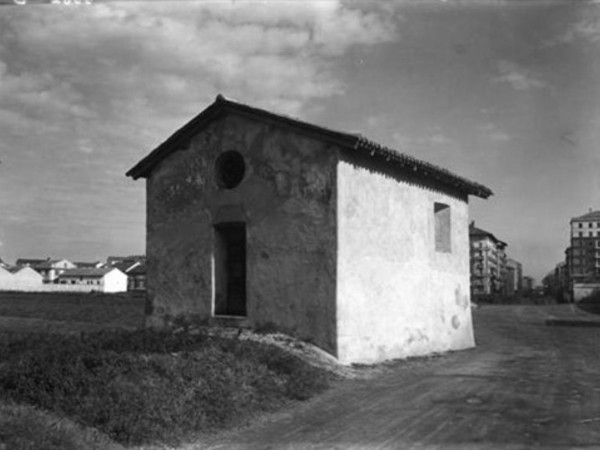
[0,0,599,282]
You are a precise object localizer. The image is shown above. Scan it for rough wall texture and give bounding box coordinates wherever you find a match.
[145,114,338,354]
[336,154,475,364]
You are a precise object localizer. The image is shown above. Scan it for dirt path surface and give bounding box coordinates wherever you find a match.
[198,305,600,450]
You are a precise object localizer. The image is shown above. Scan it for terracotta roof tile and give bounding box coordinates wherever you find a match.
[59,268,119,278]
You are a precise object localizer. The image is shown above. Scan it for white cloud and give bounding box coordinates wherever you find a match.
[479,122,511,142]
[76,138,94,154]
[492,60,548,91]
[392,131,453,149]
[490,131,511,142]
[366,115,380,128]
[0,0,397,166]
[0,1,397,261]
[0,1,395,116]
[429,133,452,145]
[553,15,600,45]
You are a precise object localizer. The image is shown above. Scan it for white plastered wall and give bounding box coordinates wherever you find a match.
[336,160,475,364]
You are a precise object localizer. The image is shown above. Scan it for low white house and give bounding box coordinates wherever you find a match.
[0,266,44,291]
[12,266,44,284]
[58,268,128,293]
[0,266,13,281]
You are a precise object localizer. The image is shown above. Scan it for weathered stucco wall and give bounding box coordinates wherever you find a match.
[336,155,474,364]
[145,114,338,354]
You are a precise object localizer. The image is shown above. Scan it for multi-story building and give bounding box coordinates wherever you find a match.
[469,222,508,296]
[522,276,534,295]
[569,209,600,284]
[504,258,523,295]
[544,260,569,302]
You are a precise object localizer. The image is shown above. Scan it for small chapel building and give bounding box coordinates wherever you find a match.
[127,95,492,364]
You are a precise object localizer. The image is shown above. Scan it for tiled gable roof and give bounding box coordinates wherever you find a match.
[128,262,146,275]
[16,258,49,267]
[572,210,600,222]
[35,260,59,269]
[112,261,140,273]
[127,95,492,199]
[59,268,117,278]
[469,224,506,246]
[74,261,103,268]
[35,259,74,269]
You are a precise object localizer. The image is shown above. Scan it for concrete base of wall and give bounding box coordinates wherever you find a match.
[573,283,600,302]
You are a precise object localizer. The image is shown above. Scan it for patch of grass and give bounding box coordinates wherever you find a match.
[0,329,331,446]
[0,291,145,328]
[0,401,124,450]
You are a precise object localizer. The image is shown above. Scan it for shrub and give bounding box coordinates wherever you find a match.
[0,401,124,450]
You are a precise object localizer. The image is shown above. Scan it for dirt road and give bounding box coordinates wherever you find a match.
[200,305,600,450]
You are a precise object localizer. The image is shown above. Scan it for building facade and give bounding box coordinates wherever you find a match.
[58,268,128,293]
[128,263,147,292]
[567,210,600,300]
[127,95,492,364]
[0,266,44,291]
[569,210,600,283]
[543,261,569,302]
[504,258,523,295]
[35,259,76,283]
[522,276,534,295]
[469,222,508,297]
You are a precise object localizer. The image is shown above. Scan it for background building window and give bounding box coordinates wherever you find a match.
[434,202,451,253]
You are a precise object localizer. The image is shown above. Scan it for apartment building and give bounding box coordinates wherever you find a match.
[522,276,535,295]
[569,209,600,283]
[469,222,508,296]
[504,258,523,295]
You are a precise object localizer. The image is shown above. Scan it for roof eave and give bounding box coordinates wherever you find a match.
[126,95,493,199]
[126,96,357,180]
[126,100,226,180]
[352,139,493,199]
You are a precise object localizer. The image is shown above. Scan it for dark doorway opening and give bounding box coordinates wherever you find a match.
[214,222,247,316]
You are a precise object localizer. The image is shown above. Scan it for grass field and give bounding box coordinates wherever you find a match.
[0,291,333,449]
[0,291,145,329]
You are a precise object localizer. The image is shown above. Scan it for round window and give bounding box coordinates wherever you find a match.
[215,151,245,189]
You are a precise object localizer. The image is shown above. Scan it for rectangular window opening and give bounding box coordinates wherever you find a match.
[214,222,247,317]
[434,202,451,253]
